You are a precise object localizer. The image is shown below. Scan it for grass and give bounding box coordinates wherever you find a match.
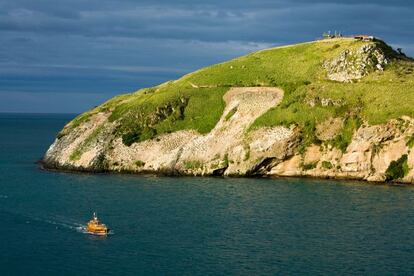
[66,38,414,151]
[184,160,203,170]
[249,42,413,151]
[97,39,362,146]
[109,86,227,145]
[70,125,104,161]
[225,106,238,121]
[327,116,362,152]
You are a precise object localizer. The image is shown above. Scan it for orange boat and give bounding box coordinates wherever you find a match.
[86,212,109,236]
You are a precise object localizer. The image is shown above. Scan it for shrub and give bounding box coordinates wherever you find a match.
[223,153,229,167]
[56,132,66,139]
[225,106,238,121]
[243,147,250,161]
[322,161,333,169]
[298,120,320,154]
[406,135,414,148]
[184,160,203,170]
[385,154,409,181]
[303,162,318,170]
[329,116,361,153]
[122,128,142,146]
[135,160,146,167]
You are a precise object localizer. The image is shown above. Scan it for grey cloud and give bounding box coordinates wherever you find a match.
[0,0,413,112]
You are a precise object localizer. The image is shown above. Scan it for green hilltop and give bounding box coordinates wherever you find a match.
[60,37,414,153]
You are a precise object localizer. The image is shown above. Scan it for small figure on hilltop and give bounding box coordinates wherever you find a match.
[322,30,343,39]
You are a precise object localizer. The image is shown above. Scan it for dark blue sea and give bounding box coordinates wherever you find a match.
[1,113,414,275]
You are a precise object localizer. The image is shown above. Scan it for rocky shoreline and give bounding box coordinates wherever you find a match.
[43,40,414,184]
[43,89,414,184]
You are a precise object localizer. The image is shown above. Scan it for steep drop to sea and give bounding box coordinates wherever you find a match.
[43,38,414,183]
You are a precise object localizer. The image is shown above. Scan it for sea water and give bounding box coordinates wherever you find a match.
[1,113,414,275]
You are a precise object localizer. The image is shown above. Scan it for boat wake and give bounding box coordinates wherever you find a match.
[33,215,85,232]
[2,210,114,235]
[42,215,114,235]
[38,214,116,235]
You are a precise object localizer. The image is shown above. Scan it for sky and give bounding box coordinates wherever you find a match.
[0,0,413,113]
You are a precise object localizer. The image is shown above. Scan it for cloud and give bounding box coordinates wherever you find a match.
[0,0,413,112]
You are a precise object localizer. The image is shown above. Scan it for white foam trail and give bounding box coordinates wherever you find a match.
[5,211,114,235]
[23,213,87,233]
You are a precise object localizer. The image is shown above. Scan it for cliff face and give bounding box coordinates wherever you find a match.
[43,38,414,183]
[43,93,414,183]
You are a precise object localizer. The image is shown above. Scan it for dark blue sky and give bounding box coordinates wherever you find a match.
[1,0,413,113]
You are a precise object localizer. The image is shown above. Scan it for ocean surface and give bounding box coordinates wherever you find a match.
[1,113,414,275]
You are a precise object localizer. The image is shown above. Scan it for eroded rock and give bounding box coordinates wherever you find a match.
[324,44,389,82]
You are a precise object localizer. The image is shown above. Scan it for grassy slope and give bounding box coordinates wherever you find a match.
[63,38,414,151]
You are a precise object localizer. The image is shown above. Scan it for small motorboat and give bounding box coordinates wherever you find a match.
[86,212,109,236]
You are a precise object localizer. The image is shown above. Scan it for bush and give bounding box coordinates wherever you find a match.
[223,153,230,168]
[184,160,203,170]
[298,120,320,154]
[122,128,142,146]
[243,147,250,161]
[329,116,362,153]
[322,161,333,169]
[385,154,409,181]
[332,44,341,50]
[135,160,146,167]
[225,107,238,121]
[406,135,414,148]
[303,162,318,170]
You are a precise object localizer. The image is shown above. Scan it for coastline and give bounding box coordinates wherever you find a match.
[38,159,413,186]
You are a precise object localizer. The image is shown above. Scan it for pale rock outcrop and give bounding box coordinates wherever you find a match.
[324,44,389,82]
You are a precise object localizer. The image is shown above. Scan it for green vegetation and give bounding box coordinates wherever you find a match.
[302,162,318,170]
[135,160,146,167]
[247,41,413,151]
[69,125,104,161]
[385,154,410,181]
[327,116,362,152]
[298,120,321,154]
[67,38,414,150]
[57,112,91,139]
[223,153,230,168]
[407,135,414,149]
[225,106,238,121]
[243,145,250,161]
[109,87,227,146]
[184,160,203,170]
[322,161,333,170]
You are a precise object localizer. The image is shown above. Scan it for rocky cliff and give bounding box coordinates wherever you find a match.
[43,38,414,183]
